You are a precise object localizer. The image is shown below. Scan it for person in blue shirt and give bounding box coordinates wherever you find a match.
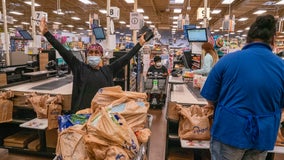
[192,42,218,76]
[201,14,284,160]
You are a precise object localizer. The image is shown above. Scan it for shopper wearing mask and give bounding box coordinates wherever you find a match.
[147,56,168,77]
[192,42,218,76]
[39,17,148,113]
[201,14,284,160]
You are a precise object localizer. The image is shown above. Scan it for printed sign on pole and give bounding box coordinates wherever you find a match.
[34,11,48,26]
[130,12,143,30]
[197,8,210,20]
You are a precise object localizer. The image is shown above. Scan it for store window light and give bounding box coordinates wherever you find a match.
[9,11,24,15]
[173,9,182,13]
[211,9,221,14]
[24,1,40,6]
[125,0,134,3]
[238,17,248,21]
[276,0,284,5]
[222,0,235,4]
[253,10,266,15]
[99,9,107,14]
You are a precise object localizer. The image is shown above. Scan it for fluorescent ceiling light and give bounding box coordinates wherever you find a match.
[150,25,155,28]
[71,17,81,20]
[245,27,250,30]
[21,22,30,25]
[276,0,284,5]
[72,31,77,33]
[211,9,221,14]
[143,16,149,19]
[137,8,144,13]
[53,22,62,25]
[173,9,182,13]
[9,11,24,15]
[126,25,130,28]
[13,19,18,22]
[253,10,266,14]
[125,0,134,3]
[172,25,178,28]
[53,10,65,15]
[85,21,90,24]
[115,31,120,34]
[79,0,95,4]
[173,16,179,20]
[169,0,184,4]
[99,9,107,14]
[214,29,220,32]
[77,28,84,30]
[119,21,126,24]
[24,1,40,6]
[238,17,248,21]
[66,25,74,28]
[222,0,235,4]
[173,21,178,24]
[237,30,243,32]
[146,21,152,24]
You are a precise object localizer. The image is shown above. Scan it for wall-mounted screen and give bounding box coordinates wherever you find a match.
[92,27,106,40]
[18,30,33,40]
[186,28,208,42]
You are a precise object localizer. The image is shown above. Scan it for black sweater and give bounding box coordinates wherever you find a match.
[44,31,142,113]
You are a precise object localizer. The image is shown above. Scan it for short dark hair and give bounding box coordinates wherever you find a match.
[247,14,276,44]
[154,56,161,62]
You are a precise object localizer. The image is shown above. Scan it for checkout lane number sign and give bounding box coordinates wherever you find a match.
[34,11,48,26]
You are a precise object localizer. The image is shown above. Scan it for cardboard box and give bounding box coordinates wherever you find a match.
[46,128,58,148]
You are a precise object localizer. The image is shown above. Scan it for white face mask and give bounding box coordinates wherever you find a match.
[155,62,162,67]
[87,56,101,68]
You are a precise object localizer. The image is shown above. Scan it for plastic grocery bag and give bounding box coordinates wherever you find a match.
[178,105,213,140]
[58,114,91,132]
[85,107,139,160]
[56,124,89,160]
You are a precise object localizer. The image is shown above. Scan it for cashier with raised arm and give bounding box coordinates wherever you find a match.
[39,17,148,113]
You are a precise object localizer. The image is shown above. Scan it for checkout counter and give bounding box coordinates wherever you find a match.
[165,75,284,160]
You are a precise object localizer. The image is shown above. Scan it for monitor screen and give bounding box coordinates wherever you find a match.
[186,28,208,42]
[18,30,33,40]
[92,27,106,40]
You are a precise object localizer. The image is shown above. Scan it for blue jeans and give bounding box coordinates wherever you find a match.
[210,139,268,160]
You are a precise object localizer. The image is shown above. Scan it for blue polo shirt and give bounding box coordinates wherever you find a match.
[201,42,284,150]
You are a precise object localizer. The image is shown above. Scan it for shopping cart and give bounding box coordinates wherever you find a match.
[144,73,168,109]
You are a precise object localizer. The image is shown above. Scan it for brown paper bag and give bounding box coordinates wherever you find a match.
[56,124,89,160]
[27,93,49,119]
[178,105,213,140]
[85,107,139,160]
[0,91,14,123]
[167,102,180,121]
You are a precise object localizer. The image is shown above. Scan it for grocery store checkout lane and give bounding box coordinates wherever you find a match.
[1,74,73,111]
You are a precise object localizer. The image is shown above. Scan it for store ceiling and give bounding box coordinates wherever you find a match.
[1,0,284,35]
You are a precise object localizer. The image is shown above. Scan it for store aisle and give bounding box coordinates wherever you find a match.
[148,108,167,160]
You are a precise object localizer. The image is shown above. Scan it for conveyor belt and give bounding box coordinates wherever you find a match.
[30,76,73,90]
[186,82,203,99]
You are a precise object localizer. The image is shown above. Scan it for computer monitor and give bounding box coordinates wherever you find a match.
[18,30,33,40]
[186,28,208,42]
[182,50,192,69]
[92,27,106,40]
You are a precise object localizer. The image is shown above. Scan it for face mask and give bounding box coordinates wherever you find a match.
[87,56,101,68]
[156,62,162,67]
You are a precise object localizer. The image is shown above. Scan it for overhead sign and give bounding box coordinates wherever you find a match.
[109,7,120,19]
[0,13,14,24]
[34,11,48,26]
[130,12,143,30]
[197,8,210,20]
